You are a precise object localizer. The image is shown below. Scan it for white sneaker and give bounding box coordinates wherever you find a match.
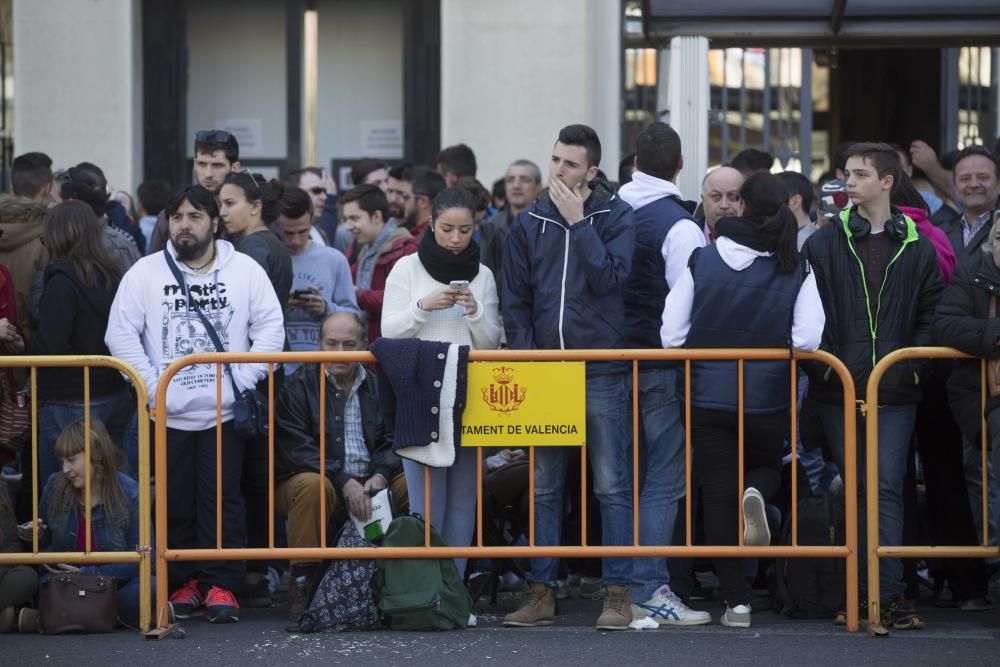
[742,487,770,546]
[468,612,478,627]
[720,604,752,628]
[633,585,711,626]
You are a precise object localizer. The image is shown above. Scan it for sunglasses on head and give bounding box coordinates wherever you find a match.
[195,130,235,144]
[239,168,263,196]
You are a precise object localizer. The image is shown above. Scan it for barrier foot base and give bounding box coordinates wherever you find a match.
[865,621,889,638]
[144,622,184,640]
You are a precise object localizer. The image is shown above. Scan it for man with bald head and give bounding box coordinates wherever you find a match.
[275,311,406,620]
[700,166,744,243]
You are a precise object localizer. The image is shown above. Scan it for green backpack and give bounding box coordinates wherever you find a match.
[373,515,473,630]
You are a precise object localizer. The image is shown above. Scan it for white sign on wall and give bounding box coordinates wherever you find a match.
[213,118,264,156]
[360,120,403,158]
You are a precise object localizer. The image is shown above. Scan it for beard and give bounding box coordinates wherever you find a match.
[404,206,420,230]
[388,202,404,220]
[173,232,213,261]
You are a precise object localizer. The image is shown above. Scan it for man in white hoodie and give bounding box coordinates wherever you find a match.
[618,122,710,626]
[105,184,285,624]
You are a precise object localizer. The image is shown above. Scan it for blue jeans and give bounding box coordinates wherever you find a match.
[631,367,685,602]
[814,401,916,600]
[527,372,633,588]
[37,389,140,484]
[116,576,150,626]
[964,438,1000,562]
[403,443,478,577]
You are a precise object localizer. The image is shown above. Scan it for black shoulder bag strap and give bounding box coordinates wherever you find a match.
[163,250,243,398]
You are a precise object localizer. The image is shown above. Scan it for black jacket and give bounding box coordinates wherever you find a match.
[933,250,1000,441]
[30,261,125,402]
[801,209,942,404]
[275,364,400,490]
[941,210,994,269]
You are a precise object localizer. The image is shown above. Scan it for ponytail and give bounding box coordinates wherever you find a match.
[740,172,800,273]
[767,205,799,273]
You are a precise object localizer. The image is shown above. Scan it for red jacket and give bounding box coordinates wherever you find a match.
[351,227,418,344]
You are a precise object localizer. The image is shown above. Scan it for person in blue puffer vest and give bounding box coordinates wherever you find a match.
[618,122,710,626]
[661,172,825,630]
[501,124,637,631]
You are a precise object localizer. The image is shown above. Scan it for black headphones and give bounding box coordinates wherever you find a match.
[846,206,908,242]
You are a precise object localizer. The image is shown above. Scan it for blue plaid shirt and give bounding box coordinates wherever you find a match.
[328,366,369,476]
[962,210,993,248]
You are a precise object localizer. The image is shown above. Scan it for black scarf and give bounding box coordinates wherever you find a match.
[417,227,481,284]
[715,215,779,253]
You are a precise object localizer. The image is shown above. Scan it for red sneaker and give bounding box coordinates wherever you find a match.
[205,585,240,623]
[168,579,203,618]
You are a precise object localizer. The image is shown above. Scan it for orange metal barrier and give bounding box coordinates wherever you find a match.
[865,347,1000,635]
[0,356,152,632]
[153,349,860,632]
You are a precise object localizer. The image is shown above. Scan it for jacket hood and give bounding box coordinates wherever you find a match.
[897,205,929,228]
[618,171,688,210]
[376,225,414,258]
[532,178,619,224]
[166,238,238,274]
[714,235,773,271]
[0,195,48,251]
[44,260,117,317]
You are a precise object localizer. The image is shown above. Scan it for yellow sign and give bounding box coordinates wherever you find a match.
[461,362,586,446]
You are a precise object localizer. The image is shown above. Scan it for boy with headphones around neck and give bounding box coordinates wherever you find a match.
[801,142,942,629]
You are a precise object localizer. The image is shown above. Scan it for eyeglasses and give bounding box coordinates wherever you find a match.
[195,130,235,144]
[307,187,327,195]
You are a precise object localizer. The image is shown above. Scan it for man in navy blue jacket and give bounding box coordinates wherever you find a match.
[501,124,636,630]
[618,123,710,625]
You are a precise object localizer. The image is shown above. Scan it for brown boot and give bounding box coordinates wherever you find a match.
[0,606,14,633]
[503,583,556,627]
[287,571,313,621]
[17,608,38,634]
[595,585,632,630]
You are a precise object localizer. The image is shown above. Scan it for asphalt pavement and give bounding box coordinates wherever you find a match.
[4,588,998,666]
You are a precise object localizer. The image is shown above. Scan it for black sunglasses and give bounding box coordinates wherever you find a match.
[307,186,326,195]
[195,130,235,144]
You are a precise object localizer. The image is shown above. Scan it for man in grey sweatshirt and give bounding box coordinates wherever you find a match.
[278,187,360,373]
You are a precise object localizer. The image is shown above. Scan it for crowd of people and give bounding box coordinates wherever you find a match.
[0,120,999,635]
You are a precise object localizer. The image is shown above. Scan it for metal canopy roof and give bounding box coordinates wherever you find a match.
[643,0,1000,47]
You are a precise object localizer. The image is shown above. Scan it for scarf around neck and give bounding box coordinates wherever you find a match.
[715,216,779,254]
[417,226,481,285]
[357,221,398,290]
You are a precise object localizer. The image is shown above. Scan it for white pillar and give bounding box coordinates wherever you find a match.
[13,0,143,193]
[667,36,710,200]
[441,0,621,185]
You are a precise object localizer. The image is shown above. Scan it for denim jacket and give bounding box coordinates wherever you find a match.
[39,471,146,583]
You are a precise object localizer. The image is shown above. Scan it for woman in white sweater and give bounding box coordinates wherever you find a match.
[382,186,501,581]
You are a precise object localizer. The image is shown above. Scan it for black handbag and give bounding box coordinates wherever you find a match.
[163,251,269,438]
